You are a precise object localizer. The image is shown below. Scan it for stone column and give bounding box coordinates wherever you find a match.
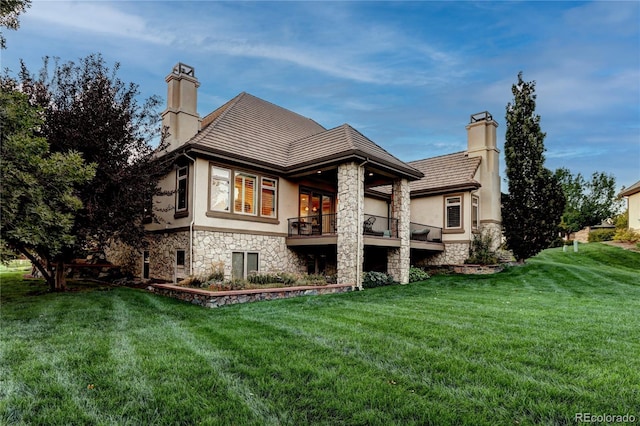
[337,162,364,289]
[387,178,410,284]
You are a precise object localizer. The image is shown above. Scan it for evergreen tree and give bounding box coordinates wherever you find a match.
[502,72,565,262]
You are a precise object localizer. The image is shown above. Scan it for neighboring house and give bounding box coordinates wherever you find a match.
[620,180,640,232]
[129,63,501,288]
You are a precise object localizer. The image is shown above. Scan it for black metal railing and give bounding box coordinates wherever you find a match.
[409,222,442,242]
[363,214,398,238]
[288,213,337,237]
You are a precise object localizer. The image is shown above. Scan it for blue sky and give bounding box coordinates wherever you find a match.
[3,1,639,190]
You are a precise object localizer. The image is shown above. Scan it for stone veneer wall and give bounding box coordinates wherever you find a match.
[151,283,352,308]
[337,162,364,288]
[387,179,410,284]
[192,229,306,280]
[147,231,191,282]
[480,222,503,251]
[415,242,470,266]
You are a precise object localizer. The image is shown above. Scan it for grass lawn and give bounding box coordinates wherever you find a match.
[1,243,639,425]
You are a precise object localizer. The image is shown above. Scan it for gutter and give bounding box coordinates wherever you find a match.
[183,152,197,277]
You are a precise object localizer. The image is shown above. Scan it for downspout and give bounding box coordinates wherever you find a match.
[183,153,196,276]
[356,158,369,289]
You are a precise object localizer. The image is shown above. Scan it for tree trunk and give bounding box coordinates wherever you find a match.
[53,260,67,292]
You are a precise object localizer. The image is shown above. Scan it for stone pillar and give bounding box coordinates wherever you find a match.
[388,178,410,284]
[337,162,364,289]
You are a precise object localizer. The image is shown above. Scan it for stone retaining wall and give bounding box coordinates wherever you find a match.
[150,283,353,308]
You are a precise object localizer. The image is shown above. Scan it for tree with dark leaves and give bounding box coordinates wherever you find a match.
[16,54,173,281]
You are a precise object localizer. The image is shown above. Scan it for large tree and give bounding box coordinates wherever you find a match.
[0,0,31,49]
[555,167,622,238]
[0,83,95,291]
[15,55,173,282]
[502,72,565,262]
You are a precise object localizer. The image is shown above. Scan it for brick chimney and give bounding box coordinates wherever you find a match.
[466,112,501,231]
[162,63,200,152]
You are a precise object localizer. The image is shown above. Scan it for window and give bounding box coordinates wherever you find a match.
[176,166,188,213]
[208,163,278,219]
[176,250,186,267]
[261,178,277,218]
[234,172,257,215]
[445,196,462,229]
[210,166,230,212]
[472,196,479,230]
[142,250,150,279]
[232,252,259,280]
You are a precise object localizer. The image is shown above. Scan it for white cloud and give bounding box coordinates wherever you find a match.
[28,0,167,44]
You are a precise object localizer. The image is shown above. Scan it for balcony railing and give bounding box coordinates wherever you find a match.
[410,222,442,243]
[288,213,337,237]
[287,214,441,241]
[363,214,398,238]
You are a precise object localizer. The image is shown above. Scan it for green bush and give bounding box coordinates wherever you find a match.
[362,271,397,289]
[247,273,280,285]
[465,231,498,265]
[588,229,615,242]
[409,267,430,283]
[613,228,640,243]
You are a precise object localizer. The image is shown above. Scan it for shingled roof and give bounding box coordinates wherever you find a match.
[287,124,423,179]
[187,92,326,171]
[620,180,640,197]
[408,151,481,196]
[183,92,422,179]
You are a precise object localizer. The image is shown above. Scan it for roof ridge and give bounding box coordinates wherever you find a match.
[243,92,325,129]
[199,92,246,131]
[342,123,355,148]
[408,150,467,164]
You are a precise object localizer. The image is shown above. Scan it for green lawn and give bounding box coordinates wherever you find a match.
[1,243,639,425]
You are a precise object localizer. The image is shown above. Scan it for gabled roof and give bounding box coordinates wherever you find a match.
[183,92,422,179]
[287,124,423,179]
[187,92,326,170]
[620,180,640,197]
[408,151,481,196]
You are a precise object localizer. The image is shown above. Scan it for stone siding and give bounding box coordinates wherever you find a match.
[147,231,191,282]
[414,242,470,266]
[151,283,352,308]
[337,162,364,287]
[387,178,410,283]
[192,230,306,280]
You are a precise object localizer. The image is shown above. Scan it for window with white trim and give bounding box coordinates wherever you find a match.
[234,172,257,215]
[261,178,277,218]
[445,196,462,229]
[231,252,259,280]
[175,166,188,213]
[472,196,479,230]
[210,166,230,212]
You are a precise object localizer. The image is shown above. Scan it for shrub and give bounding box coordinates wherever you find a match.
[466,231,498,265]
[362,271,397,289]
[298,274,329,286]
[207,261,225,282]
[613,228,640,243]
[247,273,280,285]
[409,267,430,283]
[588,229,615,242]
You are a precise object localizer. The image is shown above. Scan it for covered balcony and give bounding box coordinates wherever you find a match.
[286,213,442,252]
[409,222,444,251]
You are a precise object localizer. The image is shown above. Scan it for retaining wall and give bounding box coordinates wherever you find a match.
[150,283,353,308]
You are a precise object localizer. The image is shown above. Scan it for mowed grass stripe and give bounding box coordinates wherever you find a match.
[1,243,639,425]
